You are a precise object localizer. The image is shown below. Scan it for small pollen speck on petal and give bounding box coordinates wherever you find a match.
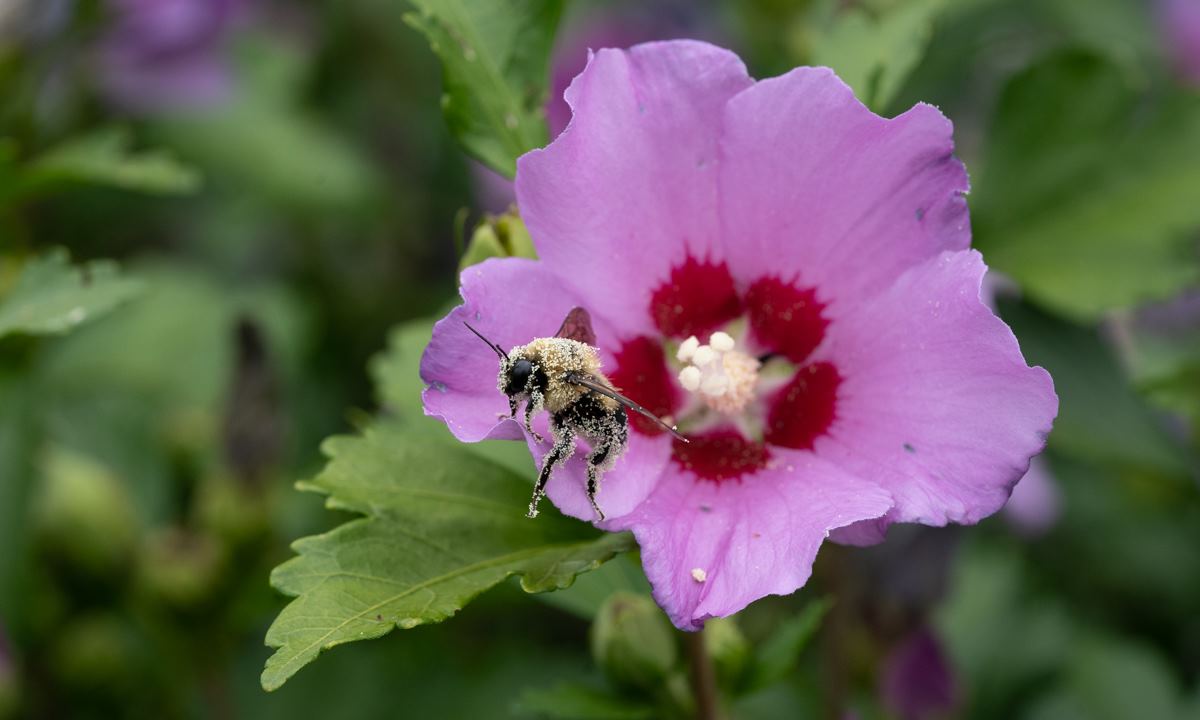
[691,568,707,583]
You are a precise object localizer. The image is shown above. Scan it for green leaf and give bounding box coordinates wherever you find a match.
[740,597,831,694]
[19,127,200,197]
[515,682,657,720]
[371,314,535,477]
[808,0,951,111]
[156,40,378,211]
[371,317,436,415]
[937,542,1074,718]
[404,0,564,177]
[1000,300,1191,475]
[535,552,651,620]
[261,420,634,691]
[974,52,1200,320]
[0,250,142,338]
[1026,637,1187,720]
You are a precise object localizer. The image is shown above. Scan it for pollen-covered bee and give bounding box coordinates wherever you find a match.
[465,307,685,521]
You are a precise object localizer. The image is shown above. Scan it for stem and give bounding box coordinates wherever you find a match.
[685,628,720,720]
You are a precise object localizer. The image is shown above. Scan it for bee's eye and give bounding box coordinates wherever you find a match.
[510,359,533,387]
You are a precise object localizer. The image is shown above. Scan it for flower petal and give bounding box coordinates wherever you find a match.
[719,67,969,315]
[516,40,754,336]
[610,452,892,629]
[421,258,613,443]
[813,251,1057,530]
[527,430,672,523]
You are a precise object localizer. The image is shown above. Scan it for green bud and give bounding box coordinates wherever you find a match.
[704,617,751,689]
[137,528,225,611]
[458,210,537,271]
[194,473,270,548]
[590,592,678,691]
[32,447,139,580]
[51,614,138,695]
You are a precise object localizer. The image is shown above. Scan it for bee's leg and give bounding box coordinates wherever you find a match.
[528,420,574,519]
[585,422,625,522]
[584,445,609,522]
[524,389,545,443]
[508,395,519,418]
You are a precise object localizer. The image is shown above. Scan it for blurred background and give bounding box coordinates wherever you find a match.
[0,0,1197,718]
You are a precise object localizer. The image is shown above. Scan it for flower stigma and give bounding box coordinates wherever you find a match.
[676,331,761,415]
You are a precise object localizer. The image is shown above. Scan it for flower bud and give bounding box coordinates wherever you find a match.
[137,528,225,612]
[704,617,751,689]
[590,592,678,691]
[458,210,537,271]
[32,447,138,581]
[50,614,139,696]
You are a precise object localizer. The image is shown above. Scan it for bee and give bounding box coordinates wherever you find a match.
[464,307,685,521]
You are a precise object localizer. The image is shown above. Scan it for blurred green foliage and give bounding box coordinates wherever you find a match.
[0,0,1197,717]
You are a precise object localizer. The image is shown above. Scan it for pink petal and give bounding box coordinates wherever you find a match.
[421,258,613,443]
[516,40,753,337]
[813,251,1057,529]
[718,67,969,320]
[525,430,672,523]
[610,452,893,629]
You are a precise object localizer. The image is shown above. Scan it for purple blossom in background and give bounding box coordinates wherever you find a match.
[880,626,959,720]
[98,0,241,113]
[423,41,1057,629]
[1160,0,1200,85]
[1003,457,1060,536]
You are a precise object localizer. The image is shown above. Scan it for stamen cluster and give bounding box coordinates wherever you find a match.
[676,331,761,415]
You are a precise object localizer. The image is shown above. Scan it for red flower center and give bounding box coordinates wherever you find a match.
[606,257,841,482]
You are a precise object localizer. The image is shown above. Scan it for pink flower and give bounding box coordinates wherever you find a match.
[880,626,959,720]
[98,0,242,113]
[1003,457,1060,536]
[1159,0,1200,86]
[422,41,1057,629]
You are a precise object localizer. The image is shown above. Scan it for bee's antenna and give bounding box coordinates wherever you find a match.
[463,322,507,360]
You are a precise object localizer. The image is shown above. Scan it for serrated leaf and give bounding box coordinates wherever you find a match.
[261,420,634,691]
[809,0,950,111]
[0,250,142,338]
[535,552,651,620]
[974,52,1200,320]
[404,0,563,177]
[371,315,535,476]
[740,597,831,694]
[20,127,200,196]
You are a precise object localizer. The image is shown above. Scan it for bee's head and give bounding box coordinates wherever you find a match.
[464,321,531,397]
[501,352,534,397]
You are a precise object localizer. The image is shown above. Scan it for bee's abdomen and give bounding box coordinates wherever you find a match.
[555,392,627,443]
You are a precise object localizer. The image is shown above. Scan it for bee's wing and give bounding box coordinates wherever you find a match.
[566,372,688,442]
[555,307,597,346]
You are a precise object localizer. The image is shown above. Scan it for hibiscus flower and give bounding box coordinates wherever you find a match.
[422,40,1057,629]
